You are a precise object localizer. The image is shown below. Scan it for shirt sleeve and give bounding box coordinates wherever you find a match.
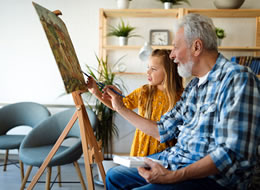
[123,87,140,110]
[209,72,260,175]
[157,86,190,143]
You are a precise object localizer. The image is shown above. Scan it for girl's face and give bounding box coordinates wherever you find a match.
[147,56,165,90]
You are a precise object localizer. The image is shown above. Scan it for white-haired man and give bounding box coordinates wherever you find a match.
[104,13,260,190]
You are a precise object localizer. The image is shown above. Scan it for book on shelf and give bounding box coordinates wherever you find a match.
[231,56,260,75]
[113,155,163,168]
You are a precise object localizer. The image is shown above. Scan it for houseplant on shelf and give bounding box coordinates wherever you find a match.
[107,19,140,46]
[215,27,226,46]
[157,0,191,9]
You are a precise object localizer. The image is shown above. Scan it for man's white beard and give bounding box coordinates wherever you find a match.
[177,60,193,78]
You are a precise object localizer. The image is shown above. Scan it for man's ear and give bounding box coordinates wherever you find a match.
[192,39,203,56]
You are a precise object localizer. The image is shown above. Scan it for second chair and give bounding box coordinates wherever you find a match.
[19,107,99,190]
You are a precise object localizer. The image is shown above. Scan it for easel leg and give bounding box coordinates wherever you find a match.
[77,107,95,190]
[25,112,78,190]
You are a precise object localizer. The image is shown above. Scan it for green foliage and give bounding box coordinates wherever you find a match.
[84,55,127,159]
[215,27,226,39]
[107,19,139,38]
[158,0,190,5]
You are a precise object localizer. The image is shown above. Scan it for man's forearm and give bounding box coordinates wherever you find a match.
[117,106,160,140]
[168,155,219,183]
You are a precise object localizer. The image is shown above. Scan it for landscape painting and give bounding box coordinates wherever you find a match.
[33,2,87,93]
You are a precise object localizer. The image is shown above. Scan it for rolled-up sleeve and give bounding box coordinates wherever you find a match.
[210,73,260,175]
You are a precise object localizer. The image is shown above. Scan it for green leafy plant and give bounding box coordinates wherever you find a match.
[158,0,190,5]
[215,27,226,39]
[83,55,127,159]
[107,19,139,38]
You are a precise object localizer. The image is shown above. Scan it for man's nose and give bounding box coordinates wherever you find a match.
[169,49,176,61]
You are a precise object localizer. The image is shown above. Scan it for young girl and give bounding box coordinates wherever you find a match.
[86,49,183,157]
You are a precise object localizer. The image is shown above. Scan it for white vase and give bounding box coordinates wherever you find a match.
[119,36,128,46]
[164,2,173,9]
[213,0,245,9]
[217,38,222,46]
[117,0,130,9]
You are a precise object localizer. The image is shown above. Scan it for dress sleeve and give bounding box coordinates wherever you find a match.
[123,87,141,110]
[209,73,260,175]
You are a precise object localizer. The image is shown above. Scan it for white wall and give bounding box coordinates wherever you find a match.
[0,0,260,154]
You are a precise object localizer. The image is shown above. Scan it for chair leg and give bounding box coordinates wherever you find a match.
[20,165,33,190]
[57,166,61,187]
[73,161,87,190]
[45,167,52,190]
[19,160,24,182]
[3,149,9,171]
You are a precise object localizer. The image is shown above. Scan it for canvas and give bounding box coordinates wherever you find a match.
[33,2,87,93]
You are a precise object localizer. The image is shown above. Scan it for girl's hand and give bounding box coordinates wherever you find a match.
[103,85,124,112]
[86,76,99,95]
[138,158,172,184]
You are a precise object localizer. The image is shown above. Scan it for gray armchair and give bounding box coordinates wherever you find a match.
[0,102,50,176]
[19,107,98,190]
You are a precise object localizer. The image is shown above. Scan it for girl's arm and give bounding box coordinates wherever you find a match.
[103,85,160,140]
[86,76,113,110]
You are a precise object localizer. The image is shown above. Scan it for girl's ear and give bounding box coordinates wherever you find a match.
[192,39,203,56]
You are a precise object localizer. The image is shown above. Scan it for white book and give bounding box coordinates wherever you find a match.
[113,155,163,168]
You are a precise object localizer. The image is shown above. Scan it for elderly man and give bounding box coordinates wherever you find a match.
[103,13,260,190]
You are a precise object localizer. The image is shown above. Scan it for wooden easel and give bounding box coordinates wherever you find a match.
[25,90,106,190]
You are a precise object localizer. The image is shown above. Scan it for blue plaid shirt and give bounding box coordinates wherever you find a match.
[157,53,260,189]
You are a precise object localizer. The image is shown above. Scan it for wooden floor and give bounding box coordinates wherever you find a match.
[0,158,105,190]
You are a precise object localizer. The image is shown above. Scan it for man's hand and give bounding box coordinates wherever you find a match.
[103,85,125,112]
[138,158,173,184]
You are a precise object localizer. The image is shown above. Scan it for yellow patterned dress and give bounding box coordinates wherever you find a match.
[123,85,178,157]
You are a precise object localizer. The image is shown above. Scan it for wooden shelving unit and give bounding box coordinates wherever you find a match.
[99,8,260,76]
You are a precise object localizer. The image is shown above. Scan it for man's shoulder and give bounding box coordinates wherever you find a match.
[216,56,255,82]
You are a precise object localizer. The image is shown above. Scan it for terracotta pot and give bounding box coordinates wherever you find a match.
[213,0,245,9]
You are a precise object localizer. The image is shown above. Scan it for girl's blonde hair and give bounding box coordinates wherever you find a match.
[142,49,183,119]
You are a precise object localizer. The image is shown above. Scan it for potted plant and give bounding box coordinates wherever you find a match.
[83,55,127,184]
[158,0,191,9]
[83,55,127,157]
[107,19,140,46]
[215,27,226,46]
[116,0,132,9]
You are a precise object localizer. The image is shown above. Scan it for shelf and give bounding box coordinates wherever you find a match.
[186,9,260,18]
[104,45,260,52]
[102,9,260,19]
[103,9,179,18]
[113,72,146,75]
[218,46,260,51]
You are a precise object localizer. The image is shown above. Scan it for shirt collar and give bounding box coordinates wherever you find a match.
[189,53,226,88]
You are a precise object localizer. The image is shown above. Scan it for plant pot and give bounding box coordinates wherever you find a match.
[117,0,130,9]
[164,2,173,9]
[213,0,245,9]
[119,36,128,46]
[217,38,222,46]
[97,160,118,185]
